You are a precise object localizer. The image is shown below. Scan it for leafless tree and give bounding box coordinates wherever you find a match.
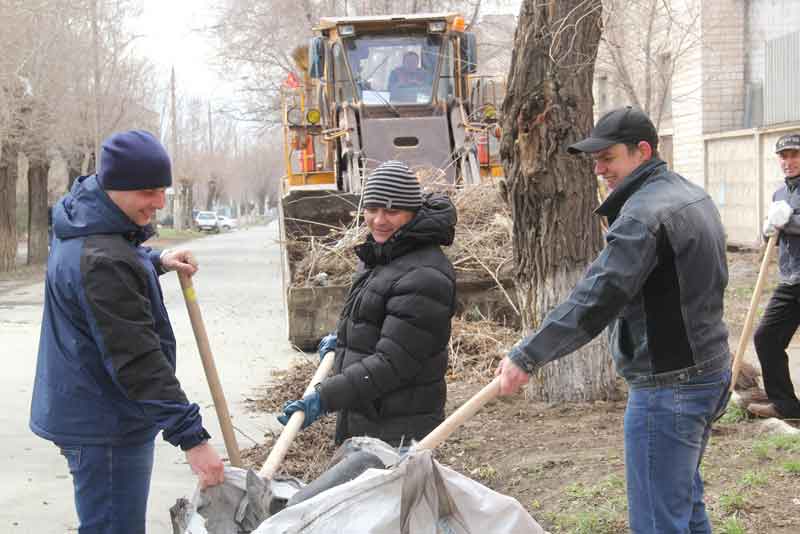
[597,0,702,129]
[0,0,161,271]
[500,0,617,402]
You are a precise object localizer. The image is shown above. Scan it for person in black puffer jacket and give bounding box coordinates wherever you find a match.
[278,160,457,447]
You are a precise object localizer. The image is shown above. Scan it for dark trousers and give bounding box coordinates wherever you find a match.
[753,282,800,418]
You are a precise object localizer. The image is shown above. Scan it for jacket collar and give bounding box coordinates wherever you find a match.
[785,175,800,192]
[596,158,666,220]
[355,230,417,266]
[53,174,155,245]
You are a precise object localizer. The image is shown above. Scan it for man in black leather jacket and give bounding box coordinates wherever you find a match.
[496,107,731,533]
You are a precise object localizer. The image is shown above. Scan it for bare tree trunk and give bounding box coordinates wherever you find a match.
[256,189,267,215]
[206,178,218,211]
[0,140,20,272]
[27,156,50,264]
[642,0,657,115]
[466,0,482,30]
[500,0,616,402]
[174,188,185,230]
[187,182,194,225]
[91,0,102,167]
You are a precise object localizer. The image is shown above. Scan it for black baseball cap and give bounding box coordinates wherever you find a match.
[568,106,659,154]
[776,134,800,153]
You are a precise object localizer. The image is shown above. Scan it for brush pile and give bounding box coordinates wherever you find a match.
[243,314,521,480]
[244,358,337,481]
[287,183,514,288]
[448,317,520,382]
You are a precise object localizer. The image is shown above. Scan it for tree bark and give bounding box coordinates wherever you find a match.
[0,140,20,272]
[27,155,50,265]
[501,0,616,402]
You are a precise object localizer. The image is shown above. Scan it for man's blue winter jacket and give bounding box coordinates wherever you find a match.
[30,175,209,450]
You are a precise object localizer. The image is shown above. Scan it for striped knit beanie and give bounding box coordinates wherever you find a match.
[362,161,422,211]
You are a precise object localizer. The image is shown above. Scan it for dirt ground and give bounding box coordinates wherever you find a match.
[244,249,800,534]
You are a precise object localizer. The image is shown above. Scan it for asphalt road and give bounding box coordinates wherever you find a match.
[0,222,298,533]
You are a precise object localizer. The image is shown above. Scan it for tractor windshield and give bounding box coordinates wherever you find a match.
[343,32,452,106]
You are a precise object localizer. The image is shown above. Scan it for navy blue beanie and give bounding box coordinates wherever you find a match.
[98,130,172,190]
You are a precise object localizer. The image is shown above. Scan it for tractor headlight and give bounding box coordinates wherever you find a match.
[428,21,446,33]
[306,109,321,125]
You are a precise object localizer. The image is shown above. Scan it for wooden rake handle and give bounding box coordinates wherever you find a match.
[178,273,243,467]
[415,376,502,451]
[259,351,336,479]
[730,233,778,392]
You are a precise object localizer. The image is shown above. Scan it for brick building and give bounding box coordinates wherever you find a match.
[595,0,800,245]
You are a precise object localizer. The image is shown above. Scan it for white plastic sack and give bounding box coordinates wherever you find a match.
[174,467,304,534]
[254,449,544,534]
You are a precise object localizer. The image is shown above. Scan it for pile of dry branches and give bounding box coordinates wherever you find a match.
[288,226,367,286]
[448,183,514,279]
[287,183,513,288]
[243,358,336,481]
[242,312,521,480]
[448,317,520,382]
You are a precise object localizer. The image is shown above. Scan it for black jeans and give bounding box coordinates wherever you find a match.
[753,282,800,418]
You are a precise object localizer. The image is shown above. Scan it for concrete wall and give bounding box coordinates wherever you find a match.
[705,133,757,244]
[705,123,800,246]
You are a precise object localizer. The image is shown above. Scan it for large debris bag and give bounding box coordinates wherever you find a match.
[254,449,544,534]
[173,467,304,534]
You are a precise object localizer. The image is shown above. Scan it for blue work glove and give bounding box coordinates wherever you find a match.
[318,333,337,361]
[277,390,324,430]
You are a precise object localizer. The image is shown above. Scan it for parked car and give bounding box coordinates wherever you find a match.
[194,211,220,232]
[218,214,238,231]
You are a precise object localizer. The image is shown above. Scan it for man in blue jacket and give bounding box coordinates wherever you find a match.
[30,130,224,534]
[496,107,731,533]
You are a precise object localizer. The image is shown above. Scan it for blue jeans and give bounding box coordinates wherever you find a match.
[58,441,155,534]
[624,368,731,533]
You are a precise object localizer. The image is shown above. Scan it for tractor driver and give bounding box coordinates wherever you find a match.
[388,51,431,101]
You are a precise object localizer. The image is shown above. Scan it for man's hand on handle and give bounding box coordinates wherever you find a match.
[495,356,532,396]
[161,249,199,277]
[764,200,793,237]
[186,441,225,489]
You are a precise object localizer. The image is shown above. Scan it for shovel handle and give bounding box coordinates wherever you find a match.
[259,351,336,479]
[730,233,778,392]
[179,273,243,467]
[415,376,501,452]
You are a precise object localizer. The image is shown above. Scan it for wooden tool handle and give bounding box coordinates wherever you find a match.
[730,233,778,392]
[259,351,336,479]
[179,273,243,467]
[415,376,501,451]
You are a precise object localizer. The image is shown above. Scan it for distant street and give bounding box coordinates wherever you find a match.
[0,222,298,533]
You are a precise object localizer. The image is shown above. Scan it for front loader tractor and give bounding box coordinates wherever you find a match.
[280,13,505,348]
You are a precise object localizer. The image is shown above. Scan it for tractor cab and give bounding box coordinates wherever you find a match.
[329,24,459,109]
